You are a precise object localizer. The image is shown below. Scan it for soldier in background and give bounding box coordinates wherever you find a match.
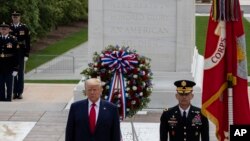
[0,22,19,101]
[10,11,30,99]
[160,80,209,141]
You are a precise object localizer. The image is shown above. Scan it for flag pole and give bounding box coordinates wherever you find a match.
[228,80,233,139]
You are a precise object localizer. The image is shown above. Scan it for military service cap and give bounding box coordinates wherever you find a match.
[0,22,9,28]
[12,11,21,16]
[174,80,196,94]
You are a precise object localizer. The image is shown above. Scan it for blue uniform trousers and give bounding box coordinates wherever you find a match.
[0,72,13,101]
[14,54,24,96]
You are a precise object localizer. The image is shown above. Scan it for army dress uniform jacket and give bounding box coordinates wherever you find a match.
[0,35,19,73]
[160,105,209,141]
[10,23,30,57]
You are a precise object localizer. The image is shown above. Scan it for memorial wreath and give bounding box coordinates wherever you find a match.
[81,45,153,120]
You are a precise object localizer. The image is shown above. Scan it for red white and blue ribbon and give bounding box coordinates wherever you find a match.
[101,50,138,119]
[101,50,138,73]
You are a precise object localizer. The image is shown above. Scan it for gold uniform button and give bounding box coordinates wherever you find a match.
[184,138,186,141]
[184,126,186,129]
[184,132,186,135]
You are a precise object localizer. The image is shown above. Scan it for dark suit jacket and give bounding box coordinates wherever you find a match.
[160,105,209,141]
[66,99,121,141]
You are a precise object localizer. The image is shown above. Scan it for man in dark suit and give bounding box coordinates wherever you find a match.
[160,80,209,141]
[66,78,121,141]
[10,11,31,99]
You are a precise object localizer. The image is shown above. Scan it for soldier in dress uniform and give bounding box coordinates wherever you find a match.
[10,11,31,99]
[0,22,19,101]
[160,80,209,141]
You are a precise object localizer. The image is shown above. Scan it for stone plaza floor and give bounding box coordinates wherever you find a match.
[0,84,220,141]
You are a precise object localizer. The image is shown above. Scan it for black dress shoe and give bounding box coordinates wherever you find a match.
[13,94,18,99]
[17,95,23,99]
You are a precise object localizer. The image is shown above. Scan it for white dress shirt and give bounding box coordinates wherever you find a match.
[179,106,190,117]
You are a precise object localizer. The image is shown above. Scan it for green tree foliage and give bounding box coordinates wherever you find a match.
[58,0,88,24]
[0,0,88,41]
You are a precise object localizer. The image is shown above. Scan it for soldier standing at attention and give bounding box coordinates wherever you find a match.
[10,11,30,99]
[160,80,209,141]
[0,22,19,101]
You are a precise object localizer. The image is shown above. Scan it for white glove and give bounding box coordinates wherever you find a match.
[12,71,18,76]
[24,57,29,62]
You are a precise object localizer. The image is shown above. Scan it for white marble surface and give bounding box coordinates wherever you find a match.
[89,0,196,72]
[0,121,216,141]
[0,121,36,141]
[121,122,159,141]
[120,121,216,141]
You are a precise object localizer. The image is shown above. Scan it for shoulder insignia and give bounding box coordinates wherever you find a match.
[163,108,168,112]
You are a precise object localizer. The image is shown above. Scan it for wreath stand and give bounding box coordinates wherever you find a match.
[130,117,139,141]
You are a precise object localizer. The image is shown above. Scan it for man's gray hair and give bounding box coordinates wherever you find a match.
[85,78,103,87]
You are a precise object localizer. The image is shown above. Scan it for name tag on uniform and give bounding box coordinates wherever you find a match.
[19,31,25,35]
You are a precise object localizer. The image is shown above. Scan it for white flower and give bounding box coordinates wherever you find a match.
[106,85,110,89]
[126,87,130,91]
[139,92,143,96]
[147,87,153,91]
[126,108,130,111]
[131,100,136,105]
[126,93,129,97]
[104,96,108,99]
[100,54,104,57]
[94,68,98,71]
[94,62,98,66]
[117,104,121,107]
[142,82,146,86]
[133,75,138,79]
[127,81,130,84]
[132,86,137,91]
[139,64,144,67]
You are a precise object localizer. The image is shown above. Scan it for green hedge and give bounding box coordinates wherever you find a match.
[0,0,88,40]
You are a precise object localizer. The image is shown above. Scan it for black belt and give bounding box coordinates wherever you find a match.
[0,53,13,58]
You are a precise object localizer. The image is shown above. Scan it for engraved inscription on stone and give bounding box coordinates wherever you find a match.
[105,0,168,10]
[102,0,177,71]
[89,0,195,72]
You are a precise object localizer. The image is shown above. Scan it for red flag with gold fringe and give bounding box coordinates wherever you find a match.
[202,0,250,140]
[227,3,250,125]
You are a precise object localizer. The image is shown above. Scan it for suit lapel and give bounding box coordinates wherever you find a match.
[83,100,90,133]
[187,106,196,123]
[170,106,182,124]
[96,100,104,128]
